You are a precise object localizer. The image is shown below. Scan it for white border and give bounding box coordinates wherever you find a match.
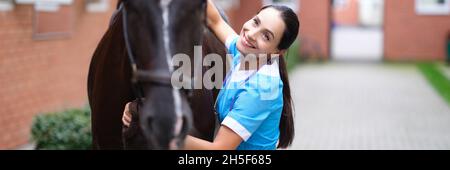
[16,0,73,5]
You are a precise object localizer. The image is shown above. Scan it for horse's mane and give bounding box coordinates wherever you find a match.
[115,0,228,21]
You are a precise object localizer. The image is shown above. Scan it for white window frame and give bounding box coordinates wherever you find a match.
[32,0,74,40]
[0,0,13,11]
[15,0,35,4]
[15,0,73,12]
[333,0,349,9]
[16,0,73,5]
[415,0,450,15]
[86,0,109,13]
[263,0,299,12]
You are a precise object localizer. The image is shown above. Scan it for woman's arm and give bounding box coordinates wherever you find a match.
[207,0,237,45]
[122,101,242,150]
[184,125,242,150]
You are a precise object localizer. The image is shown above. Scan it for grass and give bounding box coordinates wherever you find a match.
[285,40,300,72]
[417,62,450,106]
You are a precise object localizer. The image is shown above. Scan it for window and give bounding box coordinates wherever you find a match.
[416,0,450,15]
[86,0,109,13]
[16,0,73,5]
[15,0,35,4]
[0,0,13,11]
[263,0,299,12]
[33,0,74,40]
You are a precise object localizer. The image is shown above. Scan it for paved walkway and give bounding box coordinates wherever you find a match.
[289,62,450,150]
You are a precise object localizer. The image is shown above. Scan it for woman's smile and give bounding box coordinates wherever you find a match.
[240,32,257,49]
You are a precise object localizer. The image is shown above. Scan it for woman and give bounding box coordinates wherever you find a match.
[123,0,299,150]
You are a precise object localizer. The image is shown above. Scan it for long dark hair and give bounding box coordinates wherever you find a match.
[259,5,299,148]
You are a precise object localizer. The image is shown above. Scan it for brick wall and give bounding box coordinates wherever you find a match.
[226,0,263,33]
[333,0,359,26]
[298,0,331,59]
[0,0,117,149]
[384,0,450,61]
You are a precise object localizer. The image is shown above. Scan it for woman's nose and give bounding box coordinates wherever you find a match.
[247,30,257,42]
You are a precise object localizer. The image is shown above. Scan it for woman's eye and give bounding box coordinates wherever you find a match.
[253,18,258,25]
[263,34,269,41]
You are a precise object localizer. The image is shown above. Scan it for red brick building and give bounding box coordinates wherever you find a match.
[384,0,450,61]
[0,0,117,149]
[333,0,359,26]
[222,0,450,61]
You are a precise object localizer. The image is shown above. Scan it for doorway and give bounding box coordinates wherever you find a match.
[330,0,384,61]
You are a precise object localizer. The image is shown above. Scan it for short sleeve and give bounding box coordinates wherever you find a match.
[222,82,283,141]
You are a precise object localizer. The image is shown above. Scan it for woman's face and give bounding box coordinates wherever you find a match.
[237,8,286,56]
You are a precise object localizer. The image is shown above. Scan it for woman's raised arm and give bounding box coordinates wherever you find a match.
[206,0,237,45]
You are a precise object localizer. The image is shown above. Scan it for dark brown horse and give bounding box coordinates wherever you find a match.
[88,0,228,149]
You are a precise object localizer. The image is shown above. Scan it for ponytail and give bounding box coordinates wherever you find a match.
[277,55,294,148]
[258,5,299,148]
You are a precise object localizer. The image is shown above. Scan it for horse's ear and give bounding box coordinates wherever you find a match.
[197,0,206,7]
[116,0,124,9]
[202,0,207,10]
[200,0,207,15]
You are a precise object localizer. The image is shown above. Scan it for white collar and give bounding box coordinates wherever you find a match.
[228,61,280,83]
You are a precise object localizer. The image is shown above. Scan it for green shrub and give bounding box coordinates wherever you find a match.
[31,106,92,150]
[286,40,300,72]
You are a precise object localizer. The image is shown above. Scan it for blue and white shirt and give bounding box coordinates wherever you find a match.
[215,35,284,150]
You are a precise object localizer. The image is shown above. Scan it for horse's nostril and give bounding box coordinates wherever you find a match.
[147,116,153,124]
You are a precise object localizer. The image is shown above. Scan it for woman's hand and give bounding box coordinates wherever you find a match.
[122,102,132,127]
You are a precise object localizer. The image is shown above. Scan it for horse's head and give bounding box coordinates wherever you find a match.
[121,0,207,149]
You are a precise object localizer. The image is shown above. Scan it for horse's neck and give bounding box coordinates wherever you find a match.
[202,30,228,100]
[98,12,132,81]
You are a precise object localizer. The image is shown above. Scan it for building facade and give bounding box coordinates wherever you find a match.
[0,0,116,149]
